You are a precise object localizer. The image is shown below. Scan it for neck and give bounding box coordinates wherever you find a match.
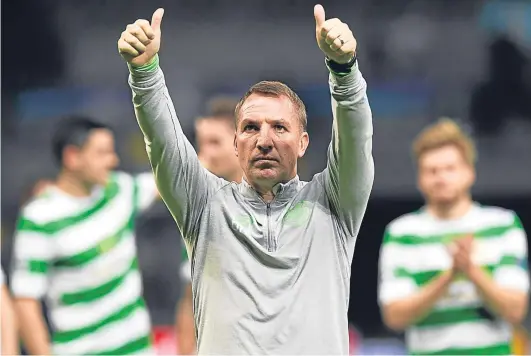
[258,190,275,203]
[229,170,243,184]
[427,195,473,220]
[56,171,94,197]
[244,174,297,203]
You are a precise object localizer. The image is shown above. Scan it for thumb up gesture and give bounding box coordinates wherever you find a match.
[118,8,165,67]
[314,4,356,64]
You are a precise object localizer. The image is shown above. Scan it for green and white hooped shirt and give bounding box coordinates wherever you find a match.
[11,172,158,355]
[378,203,529,355]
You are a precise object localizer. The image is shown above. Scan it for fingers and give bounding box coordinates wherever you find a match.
[325,24,349,51]
[319,18,342,38]
[319,20,355,54]
[151,8,165,33]
[338,38,357,54]
[135,19,156,41]
[314,4,325,28]
[126,23,152,46]
[118,38,139,57]
[447,242,457,255]
[455,235,474,253]
[121,31,146,54]
[449,239,474,272]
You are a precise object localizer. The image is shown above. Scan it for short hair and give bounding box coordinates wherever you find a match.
[52,116,111,166]
[412,118,476,166]
[206,96,238,118]
[196,96,238,130]
[234,81,307,131]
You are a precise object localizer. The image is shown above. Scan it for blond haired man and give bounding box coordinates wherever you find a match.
[378,119,529,355]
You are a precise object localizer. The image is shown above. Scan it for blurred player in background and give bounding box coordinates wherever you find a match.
[175,97,242,355]
[196,96,243,184]
[11,116,159,355]
[378,118,529,355]
[1,267,19,355]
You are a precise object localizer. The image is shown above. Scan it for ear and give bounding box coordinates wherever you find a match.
[62,145,81,170]
[297,132,310,158]
[464,165,476,192]
[234,133,239,157]
[413,160,423,194]
[469,166,476,185]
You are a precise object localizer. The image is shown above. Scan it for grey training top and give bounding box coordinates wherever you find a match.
[129,57,374,355]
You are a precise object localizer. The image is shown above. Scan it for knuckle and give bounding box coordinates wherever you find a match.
[127,24,141,35]
[135,19,149,27]
[327,32,338,40]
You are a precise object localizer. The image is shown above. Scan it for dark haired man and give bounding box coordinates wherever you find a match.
[11,116,159,355]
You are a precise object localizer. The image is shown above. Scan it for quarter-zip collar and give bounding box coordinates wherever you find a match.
[238,175,301,204]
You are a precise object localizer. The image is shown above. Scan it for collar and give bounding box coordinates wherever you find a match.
[421,202,480,222]
[238,175,301,204]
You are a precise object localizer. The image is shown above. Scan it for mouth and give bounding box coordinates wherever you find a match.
[252,157,278,163]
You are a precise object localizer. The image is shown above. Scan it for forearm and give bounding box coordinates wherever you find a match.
[1,287,20,355]
[328,61,374,218]
[128,56,216,236]
[14,299,51,355]
[468,265,528,324]
[383,270,453,331]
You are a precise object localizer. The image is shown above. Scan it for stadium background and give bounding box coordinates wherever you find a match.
[2,0,531,354]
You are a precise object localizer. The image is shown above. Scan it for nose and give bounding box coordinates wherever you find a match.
[257,127,273,153]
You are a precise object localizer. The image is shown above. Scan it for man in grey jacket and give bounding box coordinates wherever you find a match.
[118,4,374,355]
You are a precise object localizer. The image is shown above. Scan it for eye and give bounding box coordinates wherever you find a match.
[274,124,286,132]
[243,124,258,132]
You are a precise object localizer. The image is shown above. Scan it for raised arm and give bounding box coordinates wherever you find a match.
[314,5,374,237]
[119,9,224,240]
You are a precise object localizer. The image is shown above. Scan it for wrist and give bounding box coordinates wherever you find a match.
[326,54,357,77]
[465,264,483,281]
[128,54,159,73]
[441,269,456,284]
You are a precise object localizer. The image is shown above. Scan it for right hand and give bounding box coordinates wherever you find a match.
[118,8,164,67]
[313,4,357,64]
[447,235,474,273]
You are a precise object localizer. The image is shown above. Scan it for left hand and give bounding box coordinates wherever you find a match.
[448,235,475,275]
[314,4,357,64]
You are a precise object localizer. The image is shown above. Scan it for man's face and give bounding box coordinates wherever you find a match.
[68,129,119,186]
[235,94,309,188]
[418,145,475,206]
[195,118,240,180]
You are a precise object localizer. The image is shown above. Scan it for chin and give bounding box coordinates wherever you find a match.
[430,194,460,206]
[252,168,279,182]
[95,174,111,186]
